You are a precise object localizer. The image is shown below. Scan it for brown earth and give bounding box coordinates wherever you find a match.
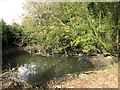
[48,63,118,88]
[47,54,118,88]
[88,54,118,70]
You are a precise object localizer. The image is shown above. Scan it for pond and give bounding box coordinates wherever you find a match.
[2,51,95,86]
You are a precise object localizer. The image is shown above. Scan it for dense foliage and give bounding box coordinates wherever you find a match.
[1,20,23,49]
[2,2,119,55]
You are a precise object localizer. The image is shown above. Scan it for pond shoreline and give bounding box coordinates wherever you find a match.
[1,62,118,89]
[48,63,118,88]
[2,46,118,71]
[3,46,118,57]
[2,47,24,56]
[2,47,118,89]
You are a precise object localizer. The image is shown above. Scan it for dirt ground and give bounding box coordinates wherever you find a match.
[48,63,118,88]
[48,54,118,88]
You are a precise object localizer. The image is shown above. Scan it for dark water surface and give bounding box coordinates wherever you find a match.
[2,51,94,86]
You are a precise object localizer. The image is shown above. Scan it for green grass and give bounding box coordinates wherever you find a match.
[91,71,98,75]
[107,65,112,70]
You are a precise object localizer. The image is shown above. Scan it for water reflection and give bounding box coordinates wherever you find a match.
[3,52,94,86]
[18,62,38,80]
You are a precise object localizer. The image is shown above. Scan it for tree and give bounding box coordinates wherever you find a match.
[21,2,119,55]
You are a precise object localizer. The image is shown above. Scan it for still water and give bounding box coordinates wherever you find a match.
[2,51,94,86]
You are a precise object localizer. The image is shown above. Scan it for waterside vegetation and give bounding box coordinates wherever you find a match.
[2,2,119,56]
[1,2,119,89]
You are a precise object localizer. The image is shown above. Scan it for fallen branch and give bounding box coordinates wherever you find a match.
[1,66,31,89]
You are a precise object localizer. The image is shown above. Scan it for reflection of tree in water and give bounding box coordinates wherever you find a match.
[17,56,95,86]
[18,62,38,79]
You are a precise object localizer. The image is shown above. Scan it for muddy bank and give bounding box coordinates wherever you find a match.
[88,53,118,70]
[48,63,118,88]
